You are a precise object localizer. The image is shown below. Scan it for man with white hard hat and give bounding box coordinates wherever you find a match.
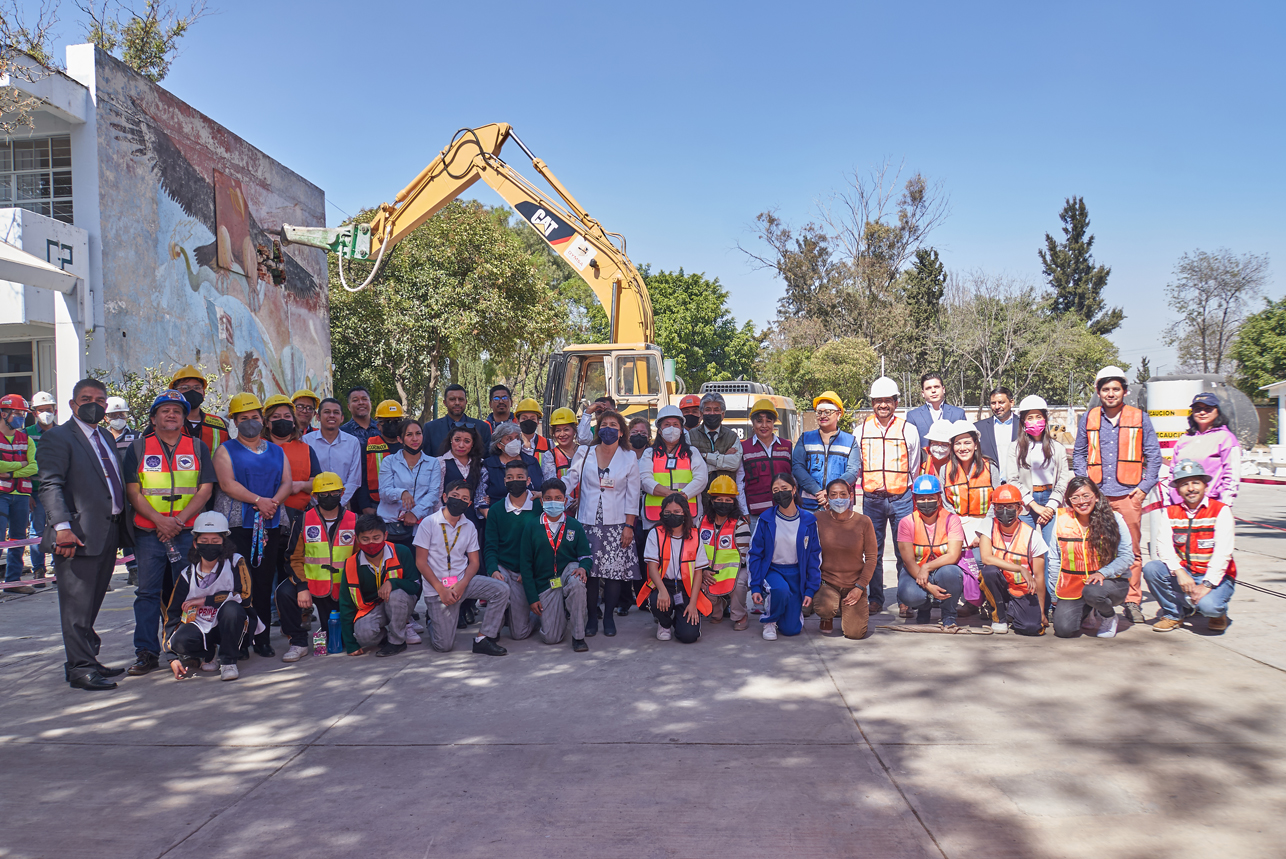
[1072,366,1161,624]
[104,396,143,585]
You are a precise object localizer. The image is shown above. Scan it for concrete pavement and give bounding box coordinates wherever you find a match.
[1,484,1284,858]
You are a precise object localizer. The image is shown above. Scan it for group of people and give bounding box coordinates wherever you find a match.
[0,363,1242,691]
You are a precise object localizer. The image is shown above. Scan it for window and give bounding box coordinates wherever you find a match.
[581,358,607,405]
[0,136,73,223]
[0,341,34,400]
[560,356,582,411]
[616,354,660,398]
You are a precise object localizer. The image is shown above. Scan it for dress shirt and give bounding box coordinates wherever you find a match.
[305,429,363,505]
[992,414,1015,466]
[378,450,444,523]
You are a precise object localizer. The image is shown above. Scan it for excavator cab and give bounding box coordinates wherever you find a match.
[544,343,671,429]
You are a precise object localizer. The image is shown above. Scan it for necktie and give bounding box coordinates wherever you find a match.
[92,430,125,511]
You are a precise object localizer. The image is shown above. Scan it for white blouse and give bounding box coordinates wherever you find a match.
[564,445,642,526]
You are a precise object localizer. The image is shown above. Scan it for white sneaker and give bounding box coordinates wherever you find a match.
[991,622,1009,634]
[200,660,217,672]
[404,624,422,645]
[281,645,308,663]
[762,622,778,641]
[1096,612,1119,639]
[408,620,425,634]
[656,626,673,641]
[220,663,240,681]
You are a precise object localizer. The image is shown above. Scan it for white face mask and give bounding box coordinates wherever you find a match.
[929,443,951,460]
[828,497,851,513]
[503,438,522,457]
[660,426,682,444]
[36,411,55,426]
[109,418,128,431]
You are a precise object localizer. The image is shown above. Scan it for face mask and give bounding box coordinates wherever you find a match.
[702,414,722,430]
[503,438,522,457]
[683,414,701,429]
[77,402,106,425]
[382,420,402,439]
[915,498,940,517]
[929,443,951,460]
[7,415,23,429]
[505,479,528,497]
[237,419,263,439]
[36,411,55,426]
[712,500,738,518]
[108,417,127,431]
[829,498,851,513]
[660,426,682,444]
[597,426,620,445]
[543,501,566,519]
[361,540,387,557]
[182,389,205,410]
[773,489,795,509]
[270,419,295,437]
[995,506,1019,526]
[316,493,342,511]
[519,419,539,435]
[445,497,470,516]
[660,511,685,530]
[629,433,648,449]
[197,542,223,561]
[1024,418,1046,438]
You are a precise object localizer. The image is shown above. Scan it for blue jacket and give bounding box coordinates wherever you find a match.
[748,509,822,599]
[791,429,860,509]
[905,403,966,443]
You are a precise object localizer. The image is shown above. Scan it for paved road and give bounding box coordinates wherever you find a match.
[1,485,1284,858]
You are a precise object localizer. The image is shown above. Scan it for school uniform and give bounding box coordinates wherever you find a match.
[747,508,822,636]
[519,511,593,644]
[413,510,509,650]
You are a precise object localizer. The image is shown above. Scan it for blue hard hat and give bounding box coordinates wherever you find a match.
[912,474,941,495]
[150,389,191,416]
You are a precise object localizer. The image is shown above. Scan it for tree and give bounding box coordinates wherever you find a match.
[1135,357,1151,386]
[1230,296,1286,399]
[1038,196,1123,335]
[900,246,947,368]
[91,361,227,427]
[644,268,760,391]
[1164,249,1269,374]
[0,1,64,132]
[77,0,209,82]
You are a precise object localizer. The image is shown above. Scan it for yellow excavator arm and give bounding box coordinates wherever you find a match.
[282,123,654,345]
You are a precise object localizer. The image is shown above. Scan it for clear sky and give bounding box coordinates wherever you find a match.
[45,0,1286,374]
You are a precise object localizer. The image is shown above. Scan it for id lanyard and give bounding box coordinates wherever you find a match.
[544,517,565,588]
[439,522,463,584]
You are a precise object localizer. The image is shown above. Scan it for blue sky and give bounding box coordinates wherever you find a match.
[44,0,1286,374]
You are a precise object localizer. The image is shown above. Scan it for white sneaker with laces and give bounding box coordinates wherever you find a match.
[991,622,1009,634]
[220,663,240,681]
[656,626,673,641]
[762,622,778,641]
[408,620,425,634]
[404,624,422,644]
[281,645,308,663]
[1096,612,1119,639]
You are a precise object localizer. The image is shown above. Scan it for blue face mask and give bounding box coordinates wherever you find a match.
[6,415,23,429]
[543,501,566,519]
[828,498,851,513]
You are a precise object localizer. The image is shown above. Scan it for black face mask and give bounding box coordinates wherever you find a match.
[519,419,539,435]
[629,433,648,449]
[445,497,470,516]
[915,499,940,517]
[683,413,701,429]
[773,489,795,509]
[182,389,205,410]
[381,420,402,439]
[316,493,342,511]
[702,413,722,430]
[78,402,106,425]
[270,419,295,437]
[995,506,1019,526]
[197,542,223,561]
[505,479,528,498]
[712,500,738,518]
[402,442,422,455]
[661,512,686,530]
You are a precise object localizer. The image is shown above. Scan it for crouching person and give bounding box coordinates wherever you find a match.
[640,492,712,643]
[747,473,822,640]
[977,484,1047,635]
[340,515,422,657]
[1144,460,1236,633]
[415,480,510,656]
[895,475,967,629]
[162,512,259,681]
[277,472,354,662]
[519,478,592,651]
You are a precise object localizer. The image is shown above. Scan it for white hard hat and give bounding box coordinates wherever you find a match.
[869,376,900,399]
[105,396,129,414]
[30,391,55,408]
[1094,366,1128,387]
[924,419,957,443]
[949,419,978,440]
[192,511,231,535]
[1017,394,1048,413]
[656,404,683,422]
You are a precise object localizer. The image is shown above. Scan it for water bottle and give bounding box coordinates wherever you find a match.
[312,627,327,657]
[164,540,182,564]
[327,610,343,654]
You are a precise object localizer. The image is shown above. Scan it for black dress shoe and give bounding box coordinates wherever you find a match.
[585,615,598,637]
[471,636,507,656]
[572,638,588,652]
[253,643,276,658]
[615,605,630,616]
[456,612,470,629]
[602,614,616,637]
[69,671,118,691]
[98,664,126,678]
[127,653,159,676]
[375,641,407,657]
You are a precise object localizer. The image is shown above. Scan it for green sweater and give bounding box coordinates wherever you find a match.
[484,494,543,575]
[338,543,421,653]
[518,514,593,605]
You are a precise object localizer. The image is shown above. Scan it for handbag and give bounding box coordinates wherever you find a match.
[958,552,983,605]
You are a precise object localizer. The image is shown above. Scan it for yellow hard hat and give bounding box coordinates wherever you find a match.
[813,391,843,410]
[171,364,204,388]
[228,392,263,416]
[312,471,344,494]
[262,394,293,414]
[708,475,738,496]
[291,388,319,406]
[514,397,541,416]
[750,398,778,419]
[550,407,577,426]
[375,399,404,419]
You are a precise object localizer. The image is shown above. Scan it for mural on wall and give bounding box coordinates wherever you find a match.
[94,50,330,404]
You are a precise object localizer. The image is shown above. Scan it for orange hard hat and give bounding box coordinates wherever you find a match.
[679,394,701,410]
[0,394,29,411]
[993,484,1023,505]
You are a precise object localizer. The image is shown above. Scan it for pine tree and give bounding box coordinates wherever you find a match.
[903,247,947,367]
[1038,197,1123,335]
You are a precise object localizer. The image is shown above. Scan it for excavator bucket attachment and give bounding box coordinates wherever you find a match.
[281,224,372,260]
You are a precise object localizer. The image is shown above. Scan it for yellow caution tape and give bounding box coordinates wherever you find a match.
[1148,409,1191,417]
[1157,431,1185,439]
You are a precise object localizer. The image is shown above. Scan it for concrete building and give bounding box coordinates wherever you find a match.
[0,45,329,410]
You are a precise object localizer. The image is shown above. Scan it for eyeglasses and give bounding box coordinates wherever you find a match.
[1191,404,1216,414]
[491,395,510,402]
[815,408,840,417]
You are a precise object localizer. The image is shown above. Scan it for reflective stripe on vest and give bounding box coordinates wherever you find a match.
[133,434,201,528]
[553,446,573,478]
[644,449,697,521]
[303,508,357,599]
[943,461,994,517]
[344,549,404,620]
[190,414,227,454]
[860,417,910,495]
[1054,508,1099,600]
[911,511,951,565]
[526,435,551,455]
[365,436,390,493]
[0,428,31,494]
[636,532,714,615]
[990,519,1035,597]
[1168,500,1236,581]
[740,437,793,515]
[1085,405,1144,487]
[699,516,741,595]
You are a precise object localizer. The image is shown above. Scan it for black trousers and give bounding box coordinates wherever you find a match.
[649,579,701,643]
[230,524,282,647]
[1053,578,1129,638]
[275,508,305,587]
[170,602,249,665]
[56,523,121,680]
[979,565,1045,636]
[275,578,338,647]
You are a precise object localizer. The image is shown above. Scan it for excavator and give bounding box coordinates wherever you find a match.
[280,123,676,425]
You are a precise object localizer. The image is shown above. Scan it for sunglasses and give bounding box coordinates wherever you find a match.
[1191,404,1217,413]
[491,395,511,402]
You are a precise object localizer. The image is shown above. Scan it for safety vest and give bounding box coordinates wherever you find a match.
[644,448,697,521]
[343,548,405,620]
[525,434,551,456]
[942,461,994,517]
[1168,500,1237,581]
[740,436,793,515]
[989,519,1036,598]
[920,450,949,477]
[365,435,391,494]
[1054,508,1100,600]
[279,439,314,510]
[132,433,201,528]
[187,412,227,454]
[1085,405,1145,487]
[552,446,574,479]
[636,532,714,615]
[860,416,911,495]
[0,428,31,494]
[302,508,357,599]
[699,516,741,596]
[910,511,952,565]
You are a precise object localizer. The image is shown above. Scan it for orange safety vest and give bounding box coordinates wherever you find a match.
[187,412,228,454]
[989,519,1037,597]
[698,515,741,596]
[910,511,952,565]
[942,460,994,517]
[0,427,31,494]
[527,434,551,455]
[1085,405,1144,487]
[644,448,698,521]
[364,435,390,494]
[1168,500,1236,581]
[552,446,573,478]
[278,439,314,510]
[636,532,714,615]
[343,548,405,620]
[131,433,202,529]
[302,508,356,599]
[1054,508,1100,600]
[860,416,911,495]
[920,449,949,478]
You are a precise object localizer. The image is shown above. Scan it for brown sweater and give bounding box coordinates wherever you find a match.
[814,510,879,589]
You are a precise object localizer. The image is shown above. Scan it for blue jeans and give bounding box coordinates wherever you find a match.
[897,563,964,625]
[1019,488,1055,600]
[0,493,31,578]
[760,562,804,636]
[863,490,913,606]
[133,528,194,655]
[28,492,46,573]
[1143,560,1235,620]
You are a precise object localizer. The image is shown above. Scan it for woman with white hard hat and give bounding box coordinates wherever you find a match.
[920,419,956,477]
[161,511,264,681]
[935,419,1002,549]
[640,404,708,531]
[1004,395,1070,569]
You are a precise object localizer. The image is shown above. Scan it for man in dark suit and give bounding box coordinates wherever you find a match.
[424,384,493,457]
[37,378,130,690]
[975,386,1019,466]
[904,372,966,442]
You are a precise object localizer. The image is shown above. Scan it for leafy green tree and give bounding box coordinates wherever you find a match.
[1230,296,1286,399]
[644,268,761,391]
[900,247,947,367]
[1134,357,1151,386]
[78,0,209,82]
[1038,196,1123,335]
